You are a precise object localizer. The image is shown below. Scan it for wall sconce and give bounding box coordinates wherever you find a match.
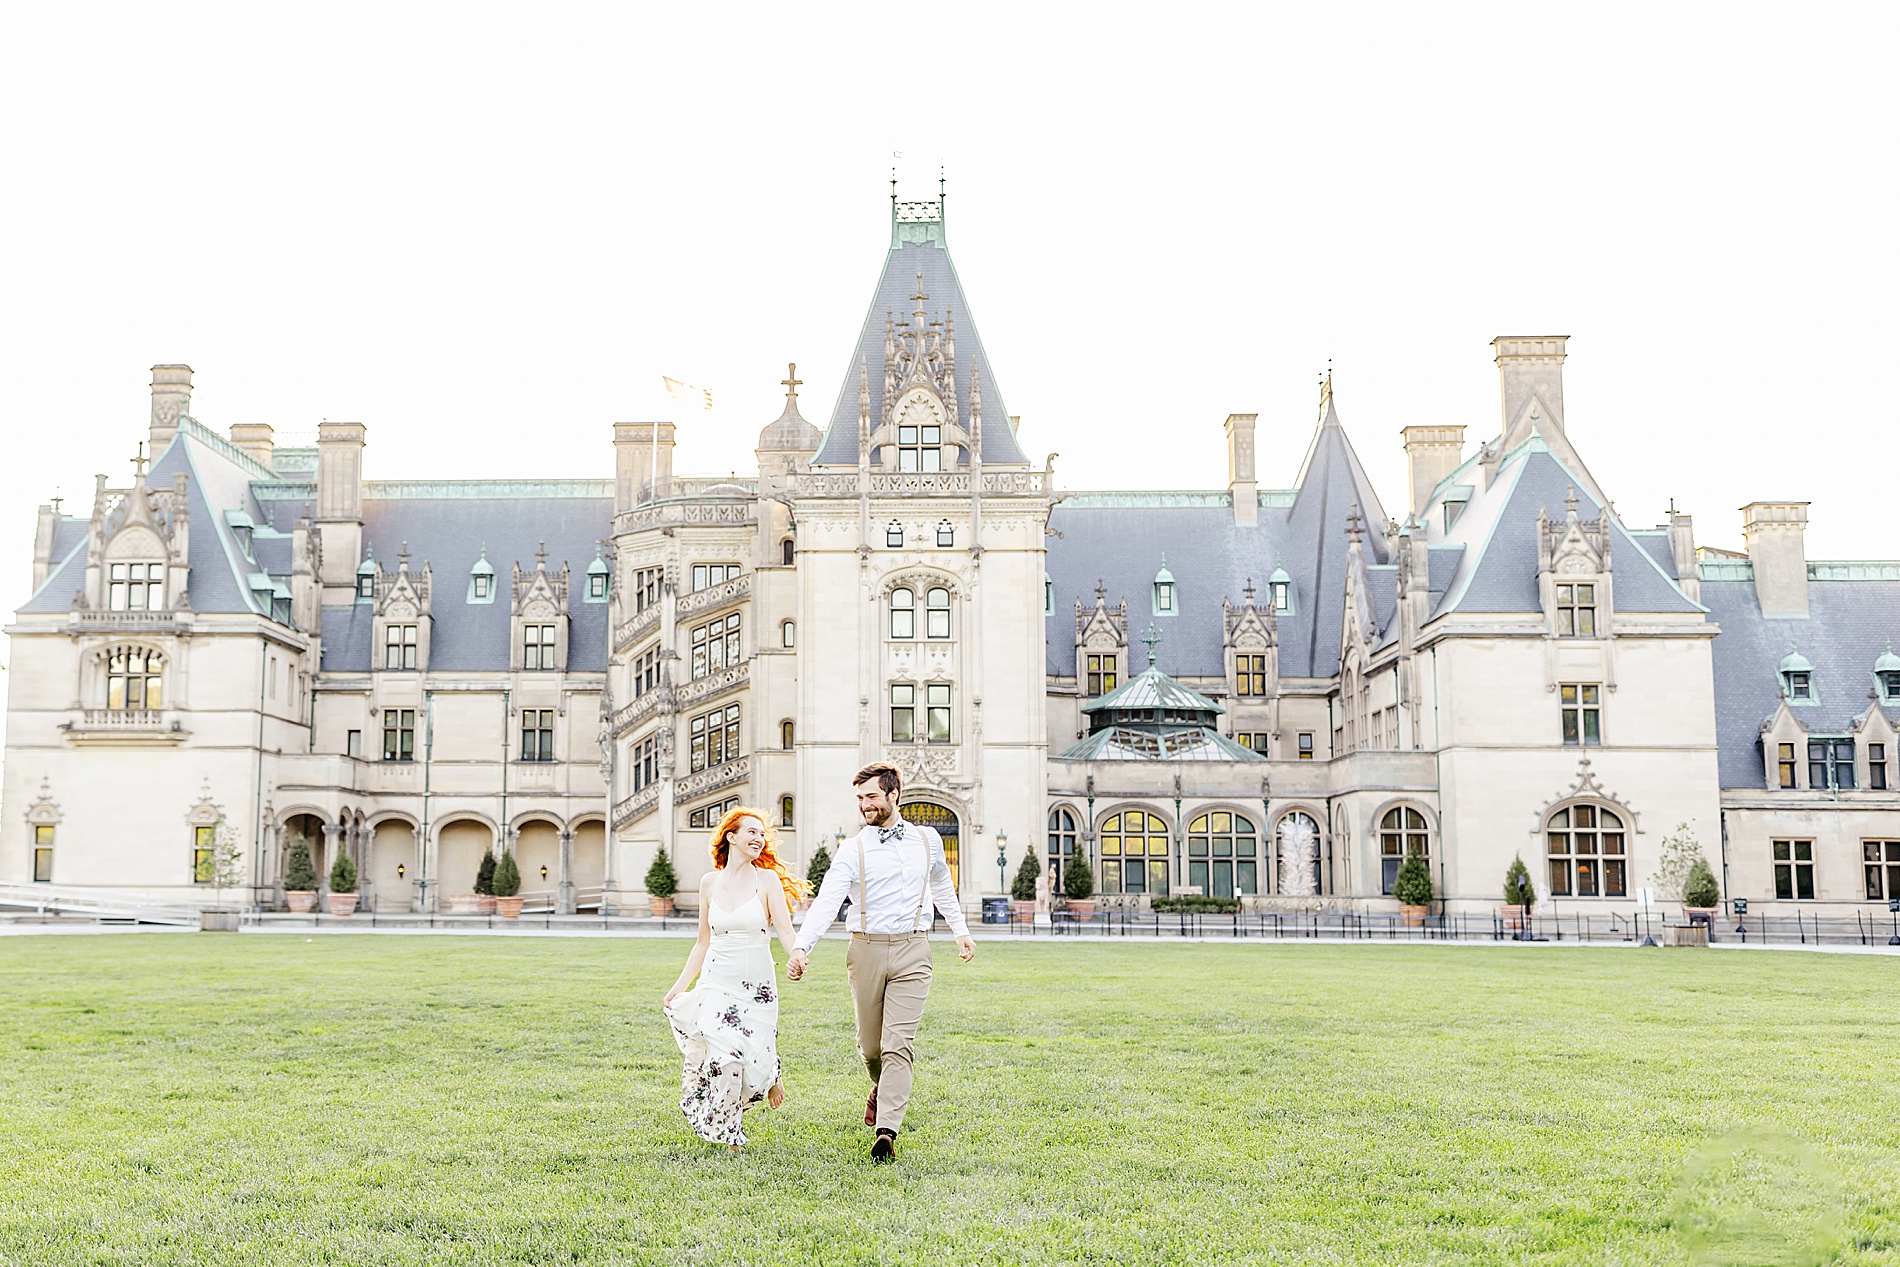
[540,864,549,881]
[396,863,406,879]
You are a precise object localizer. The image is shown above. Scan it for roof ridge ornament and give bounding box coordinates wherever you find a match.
[780,363,802,405]
[1140,623,1162,668]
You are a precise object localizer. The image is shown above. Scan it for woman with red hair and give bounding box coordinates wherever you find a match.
[662,806,809,1149]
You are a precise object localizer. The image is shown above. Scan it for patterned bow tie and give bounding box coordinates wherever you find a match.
[877,824,906,843]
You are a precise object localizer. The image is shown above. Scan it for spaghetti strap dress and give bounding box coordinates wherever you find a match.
[663,890,780,1146]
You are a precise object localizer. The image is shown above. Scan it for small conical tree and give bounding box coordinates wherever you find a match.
[1393,848,1434,907]
[1011,848,1042,902]
[1063,848,1096,900]
[1502,854,1535,911]
[645,849,678,900]
[474,849,497,896]
[284,840,318,892]
[491,850,521,899]
[805,845,831,893]
[1683,856,1722,908]
[328,847,358,896]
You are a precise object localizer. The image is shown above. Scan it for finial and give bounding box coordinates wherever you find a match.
[911,272,929,309]
[1140,624,1163,668]
[398,542,410,571]
[1345,502,1365,543]
[1565,485,1579,518]
[1243,577,1256,604]
[1095,578,1106,603]
[133,442,148,478]
[781,363,802,403]
[1668,496,1677,514]
[536,540,548,569]
[50,490,62,515]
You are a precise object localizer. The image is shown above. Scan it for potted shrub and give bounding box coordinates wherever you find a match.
[1061,847,1096,918]
[327,848,359,917]
[283,839,319,914]
[1682,856,1721,924]
[474,848,498,915]
[1501,854,1535,934]
[492,850,523,918]
[1010,849,1041,922]
[645,849,679,917]
[1393,846,1433,927]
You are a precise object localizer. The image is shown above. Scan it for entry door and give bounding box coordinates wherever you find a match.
[901,800,959,892]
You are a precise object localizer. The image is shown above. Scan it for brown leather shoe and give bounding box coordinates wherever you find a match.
[863,1086,878,1126]
[870,1129,896,1162]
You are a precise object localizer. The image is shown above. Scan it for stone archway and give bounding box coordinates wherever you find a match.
[437,820,494,906]
[367,820,417,913]
[282,813,327,899]
[900,799,959,892]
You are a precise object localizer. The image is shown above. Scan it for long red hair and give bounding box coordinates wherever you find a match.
[709,806,809,911]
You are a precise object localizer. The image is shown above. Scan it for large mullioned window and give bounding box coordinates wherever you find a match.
[691,614,741,679]
[1379,807,1430,895]
[109,562,164,611]
[1187,811,1258,898]
[1099,810,1169,896]
[1555,583,1597,637]
[1546,804,1626,897]
[106,648,164,710]
[690,704,740,772]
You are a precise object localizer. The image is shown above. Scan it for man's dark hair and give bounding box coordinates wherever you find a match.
[853,761,901,796]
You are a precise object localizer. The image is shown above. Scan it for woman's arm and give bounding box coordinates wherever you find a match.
[663,876,714,1005]
[760,868,798,959]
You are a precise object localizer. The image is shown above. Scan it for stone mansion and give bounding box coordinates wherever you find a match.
[6,193,1899,918]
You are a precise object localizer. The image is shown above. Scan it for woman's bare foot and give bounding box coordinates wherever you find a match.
[726,1143,741,1154]
[768,1080,786,1109]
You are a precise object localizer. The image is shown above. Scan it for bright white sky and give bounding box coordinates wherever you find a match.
[2,4,1895,705]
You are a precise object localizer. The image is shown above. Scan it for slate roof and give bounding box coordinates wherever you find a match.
[1702,577,1900,787]
[1045,400,1390,680]
[815,208,1030,467]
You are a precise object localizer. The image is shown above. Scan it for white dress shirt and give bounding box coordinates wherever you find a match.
[794,818,969,952]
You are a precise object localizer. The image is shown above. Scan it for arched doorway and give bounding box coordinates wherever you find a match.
[282,813,326,900]
[367,820,416,913]
[900,800,959,892]
[437,820,494,907]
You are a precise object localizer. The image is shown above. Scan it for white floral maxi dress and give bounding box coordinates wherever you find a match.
[664,890,780,1146]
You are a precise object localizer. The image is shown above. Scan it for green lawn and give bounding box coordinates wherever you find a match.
[1,936,1895,1266]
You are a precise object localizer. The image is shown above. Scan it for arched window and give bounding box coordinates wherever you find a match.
[1275,811,1321,896]
[1187,811,1258,897]
[780,795,794,828]
[108,562,165,612]
[1099,809,1168,895]
[781,620,795,648]
[886,520,904,548]
[890,588,915,639]
[780,720,794,750]
[107,647,163,710]
[1546,805,1627,897]
[781,537,795,566]
[1379,807,1430,895]
[926,587,951,638]
[936,520,954,547]
[1047,806,1078,892]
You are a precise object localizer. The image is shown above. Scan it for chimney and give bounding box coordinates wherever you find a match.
[613,422,676,514]
[1224,413,1258,527]
[317,422,365,520]
[1667,508,1700,603]
[1401,425,1466,518]
[33,503,59,590]
[1741,501,1810,616]
[1492,336,1568,443]
[229,423,275,469]
[150,364,193,451]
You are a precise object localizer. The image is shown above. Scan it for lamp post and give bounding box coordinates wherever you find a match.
[1888,897,1898,946]
[996,832,1008,895]
[1732,896,1748,942]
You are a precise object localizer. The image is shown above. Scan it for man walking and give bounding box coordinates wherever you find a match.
[788,762,975,1161]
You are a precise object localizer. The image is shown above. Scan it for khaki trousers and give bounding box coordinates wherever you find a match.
[845,931,933,1132]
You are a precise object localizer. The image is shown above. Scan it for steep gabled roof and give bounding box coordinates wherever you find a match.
[814,198,1029,467]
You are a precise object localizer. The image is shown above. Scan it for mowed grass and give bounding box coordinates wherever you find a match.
[1,937,1897,1266]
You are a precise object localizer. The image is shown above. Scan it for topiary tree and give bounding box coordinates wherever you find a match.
[1502,854,1535,911]
[284,839,318,892]
[1011,848,1041,902]
[645,849,678,900]
[1063,848,1096,901]
[491,850,521,899]
[474,848,496,896]
[1683,856,1722,908]
[1393,847,1434,907]
[328,847,358,896]
[805,845,831,893]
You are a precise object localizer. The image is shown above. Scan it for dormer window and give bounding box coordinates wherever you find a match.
[1555,583,1596,637]
[585,552,610,602]
[109,563,164,612]
[937,520,954,547]
[1787,672,1812,701]
[887,521,904,548]
[468,548,496,604]
[356,555,376,602]
[1153,556,1177,618]
[1876,650,1900,702]
[1443,500,1467,531]
[1781,650,1815,702]
[898,424,942,472]
[474,575,492,599]
[1269,564,1294,615]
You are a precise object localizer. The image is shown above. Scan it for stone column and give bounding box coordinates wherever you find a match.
[557,827,575,915]
[320,822,343,900]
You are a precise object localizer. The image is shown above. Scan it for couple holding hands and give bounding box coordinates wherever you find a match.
[662,762,975,1162]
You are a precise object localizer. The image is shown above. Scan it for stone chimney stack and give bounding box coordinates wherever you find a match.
[315,422,367,597]
[229,423,275,469]
[1401,425,1466,518]
[1667,508,1700,603]
[613,422,676,514]
[1741,502,1811,617]
[1492,336,1567,442]
[149,364,193,451]
[1224,413,1258,527]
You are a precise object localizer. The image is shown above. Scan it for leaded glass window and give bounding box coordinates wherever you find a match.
[1187,811,1257,898]
[1546,804,1626,897]
[1099,810,1169,895]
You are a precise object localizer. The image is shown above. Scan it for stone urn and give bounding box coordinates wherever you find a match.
[495,895,524,919]
[285,891,317,914]
[327,893,359,917]
[648,895,677,918]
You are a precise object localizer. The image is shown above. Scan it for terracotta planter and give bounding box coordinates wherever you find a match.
[1498,903,1530,932]
[1011,900,1037,923]
[327,893,359,917]
[648,895,677,917]
[1399,903,1428,928]
[1064,898,1097,918]
[477,895,497,915]
[285,891,317,914]
[447,893,481,915]
[494,895,523,919]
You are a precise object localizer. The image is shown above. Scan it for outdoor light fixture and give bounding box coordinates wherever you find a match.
[397,863,405,879]
[996,832,1008,894]
[540,865,549,881]
[1889,897,1899,946]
